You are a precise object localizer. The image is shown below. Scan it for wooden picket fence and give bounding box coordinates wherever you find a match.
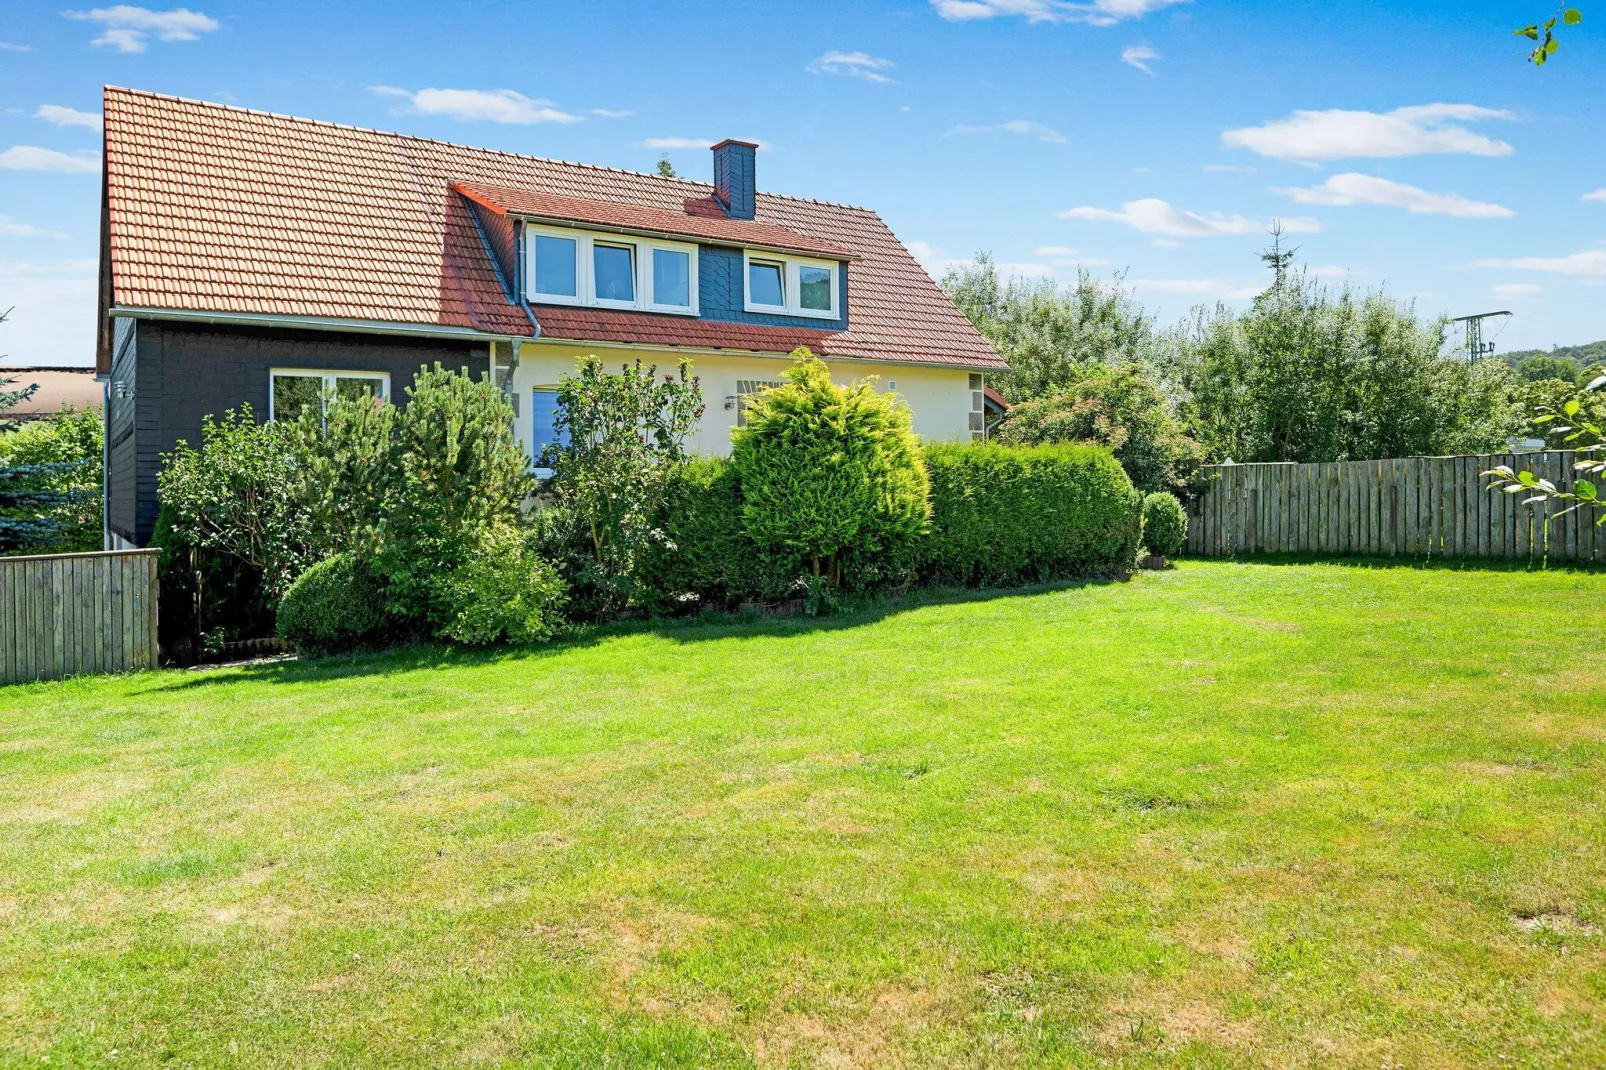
[1186,451,1603,563]
[1,549,160,684]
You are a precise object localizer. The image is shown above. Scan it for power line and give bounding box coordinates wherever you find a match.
[1449,310,1513,363]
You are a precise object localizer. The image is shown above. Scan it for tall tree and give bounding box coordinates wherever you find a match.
[940,253,1156,403]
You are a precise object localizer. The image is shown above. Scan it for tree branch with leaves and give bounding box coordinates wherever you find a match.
[1517,6,1583,65]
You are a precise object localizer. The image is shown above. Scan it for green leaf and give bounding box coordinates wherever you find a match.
[1545,16,1558,29]
[1565,399,1581,416]
[1565,9,1582,25]
[1535,47,1549,64]
[1577,480,1598,500]
[1546,37,1560,53]
[1517,24,1540,38]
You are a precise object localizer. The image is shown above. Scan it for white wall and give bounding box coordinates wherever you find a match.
[506,342,981,460]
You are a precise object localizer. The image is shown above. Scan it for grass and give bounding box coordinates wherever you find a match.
[2,558,1605,1068]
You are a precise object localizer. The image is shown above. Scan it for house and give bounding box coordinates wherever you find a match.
[0,367,103,421]
[97,87,1006,549]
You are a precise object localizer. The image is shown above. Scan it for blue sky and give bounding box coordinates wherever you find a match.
[1,0,1603,367]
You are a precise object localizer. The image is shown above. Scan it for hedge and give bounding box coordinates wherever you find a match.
[638,457,799,609]
[918,441,1142,587]
[276,553,391,656]
[1141,491,1188,557]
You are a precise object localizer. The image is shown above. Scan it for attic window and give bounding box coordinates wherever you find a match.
[526,225,698,315]
[742,251,839,319]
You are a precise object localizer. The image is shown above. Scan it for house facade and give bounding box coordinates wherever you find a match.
[97,87,1006,548]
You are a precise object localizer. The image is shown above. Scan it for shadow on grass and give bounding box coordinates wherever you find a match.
[147,573,1134,692]
[1183,551,1606,575]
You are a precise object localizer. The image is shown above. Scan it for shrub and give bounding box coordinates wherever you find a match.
[993,365,1201,493]
[919,441,1141,587]
[377,364,532,631]
[732,349,929,589]
[276,553,391,655]
[637,456,800,609]
[547,356,704,616]
[158,405,309,596]
[0,405,103,553]
[439,526,567,646]
[1141,491,1188,557]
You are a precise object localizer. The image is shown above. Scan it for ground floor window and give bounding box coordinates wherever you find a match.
[734,379,782,428]
[269,368,390,423]
[530,388,570,476]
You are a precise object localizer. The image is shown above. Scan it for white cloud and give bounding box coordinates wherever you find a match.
[1583,188,1606,202]
[591,108,634,119]
[62,6,219,53]
[931,0,1187,27]
[1204,164,1255,174]
[0,257,97,366]
[643,136,772,152]
[1129,277,1263,300]
[1471,249,1606,278]
[370,87,581,125]
[806,51,895,83]
[0,216,54,237]
[906,241,1090,281]
[1222,103,1515,162]
[643,137,712,150]
[34,104,103,130]
[1059,197,1318,237]
[0,146,101,173]
[1121,44,1158,74]
[1274,173,1513,219]
[1492,282,1543,298]
[1035,245,1077,256]
[0,42,32,52]
[948,120,1066,143]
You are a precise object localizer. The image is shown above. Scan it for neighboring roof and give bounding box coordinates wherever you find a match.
[984,385,1012,411]
[1,367,103,418]
[453,182,857,261]
[102,87,1006,371]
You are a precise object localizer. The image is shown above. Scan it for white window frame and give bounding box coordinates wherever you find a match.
[742,251,840,320]
[267,368,391,422]
[524,223,699,316]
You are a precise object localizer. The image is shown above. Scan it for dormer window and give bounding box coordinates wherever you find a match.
[525,225,698,315]
[743,251,839,319]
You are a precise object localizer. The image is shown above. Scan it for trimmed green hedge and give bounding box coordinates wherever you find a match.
[1141,491,1188,557]
[276,553,391,656]
[639,457,799,609]
[918,442,1142,587]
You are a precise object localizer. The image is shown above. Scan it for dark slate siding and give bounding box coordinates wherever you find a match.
[696,247,848,332]
[122,320,487,545]
[106,316,138,542]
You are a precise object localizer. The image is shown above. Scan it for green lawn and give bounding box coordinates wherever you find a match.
[3,560,1605,1068]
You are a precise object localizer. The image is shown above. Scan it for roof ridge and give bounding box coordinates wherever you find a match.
[102,85,879,215]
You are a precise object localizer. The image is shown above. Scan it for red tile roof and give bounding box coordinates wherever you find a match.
[453,182,856,260]
[101,87,1006,372]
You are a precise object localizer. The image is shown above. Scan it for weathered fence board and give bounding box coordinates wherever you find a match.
[1187,452,1603,563]
[0,549,159,684]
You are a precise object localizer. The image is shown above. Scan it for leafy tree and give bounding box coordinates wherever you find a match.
[1516,6,1582,65]
[1519,376,1606,448]
[1,310,103,554]
[1514,354,1580,384]
[1159,261,1524,464]
[157,405,309,596]
[0,405,103,553]
[941,253,1155,402]
[656,155,677,178]
[992,364,1200,493]
[542,356,703,616]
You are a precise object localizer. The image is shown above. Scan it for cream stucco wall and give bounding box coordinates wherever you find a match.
[505,341,982,460]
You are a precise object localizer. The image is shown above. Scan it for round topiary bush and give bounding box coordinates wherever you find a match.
[1141,491,1188,558]
[731,348,929,589]
[276,553,391,655]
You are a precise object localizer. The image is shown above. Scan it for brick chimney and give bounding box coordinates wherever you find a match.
[712,139,757,220]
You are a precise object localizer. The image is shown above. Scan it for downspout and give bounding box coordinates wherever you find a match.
[101,376,110,550]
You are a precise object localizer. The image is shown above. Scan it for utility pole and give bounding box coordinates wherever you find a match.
[1449,310,1512,363]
